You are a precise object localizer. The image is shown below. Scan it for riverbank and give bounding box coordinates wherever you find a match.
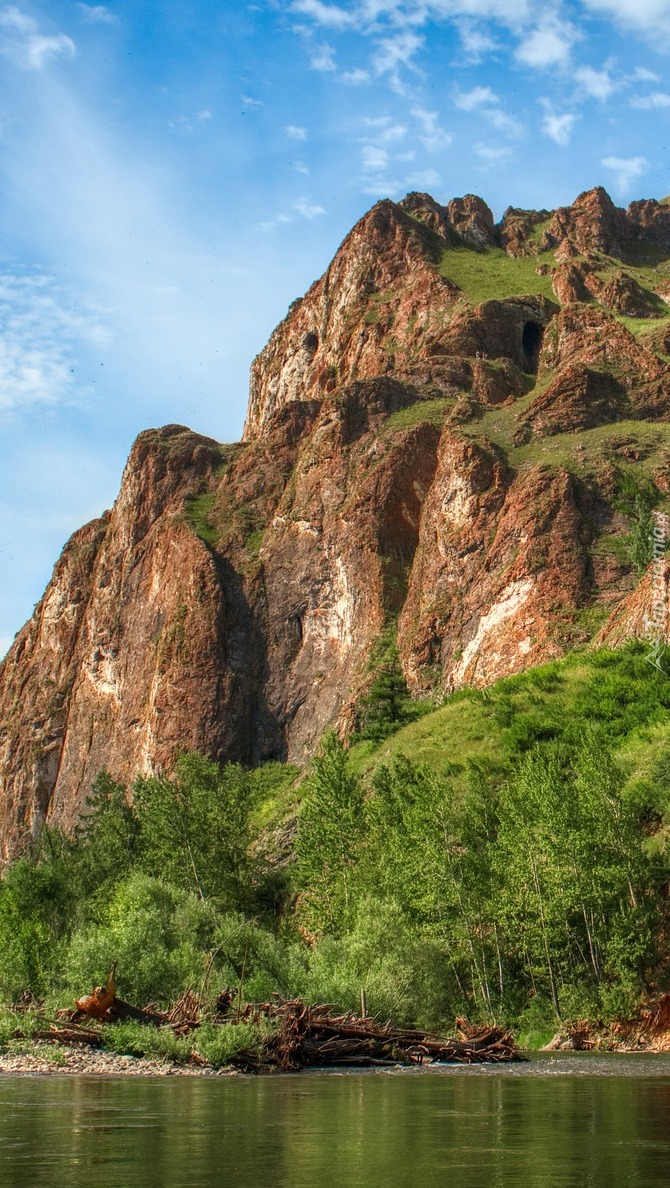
[0,1040,234,1077]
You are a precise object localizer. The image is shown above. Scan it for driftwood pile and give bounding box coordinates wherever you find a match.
[236,999,523,1070]
[32,968,524,1070]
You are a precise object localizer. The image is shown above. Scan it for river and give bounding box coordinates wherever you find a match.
[1,1054,670,1186]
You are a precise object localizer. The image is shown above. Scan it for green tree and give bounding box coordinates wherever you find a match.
[295,734,365,934]
[134,754,255,907]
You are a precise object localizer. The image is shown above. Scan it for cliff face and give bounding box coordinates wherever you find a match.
[3,185,670,856]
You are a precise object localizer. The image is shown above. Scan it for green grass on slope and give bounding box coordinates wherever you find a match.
[251,645,670,837]
[347,644,670,794]
[461,411,670,488]
[438,246,557,305]
[384,396,456,432]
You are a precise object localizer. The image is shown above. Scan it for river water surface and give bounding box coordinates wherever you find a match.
[1,1054,670,1186]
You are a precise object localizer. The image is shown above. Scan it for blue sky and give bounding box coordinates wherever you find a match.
[2,0,670,656]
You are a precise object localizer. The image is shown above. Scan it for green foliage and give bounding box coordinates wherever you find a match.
[295,734,365,935]
[133,753,255,907]
[99,1019,193,1063]
[195,1020,272,1067]
[1,647,670,1046]
[356,635,415,741]
[63,874,218,1004]
[183,491,218,548]
[0,859,73,1001]
[612,468,661,573]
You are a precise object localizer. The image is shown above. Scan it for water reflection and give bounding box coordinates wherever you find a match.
[1,1056,670,1187]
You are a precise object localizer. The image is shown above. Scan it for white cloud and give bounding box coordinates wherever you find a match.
[631,90,670,107]
[0,8,76,70]
[452,85,500,110]
[362,115,407,142]
[411,106,451,150]
[630,66,660,81]
[541,105,578,145]
[361,143,390,170]
[292,196,326,218]
[197,110,213,121]
[372,30,423,75]
[516,16,579,68]
[486,107,522,135]
[242,95,264,108]
[581,0,670,42]
[574,64,617,100]
[601,154,649,194]
[295,162,311,173]
[286,124,308,139]
[341,67,370,83]
[451,86,519,135]
[475,143,512,162]
[0,272,110,414]
[76,4,116,23]
[292,0,354,30]
[455,20,499,62]
[310,41,337,70]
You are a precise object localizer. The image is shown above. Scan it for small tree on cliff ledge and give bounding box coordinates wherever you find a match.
[357,637,412,741]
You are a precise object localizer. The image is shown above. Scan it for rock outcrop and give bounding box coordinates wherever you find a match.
[3,184,670,856]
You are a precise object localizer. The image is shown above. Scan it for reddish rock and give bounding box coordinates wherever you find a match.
[499,207,551,257]
[516,365,628,441]
[4,184,670,856]
[444,195,496,248]
[541,187,629,258]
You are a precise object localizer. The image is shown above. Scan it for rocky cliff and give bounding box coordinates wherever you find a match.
[3,185,670,857]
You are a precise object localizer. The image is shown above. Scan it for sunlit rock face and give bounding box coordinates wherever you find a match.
[3,185,670,855]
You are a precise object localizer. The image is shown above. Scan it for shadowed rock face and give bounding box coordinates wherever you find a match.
[3,185,670,855]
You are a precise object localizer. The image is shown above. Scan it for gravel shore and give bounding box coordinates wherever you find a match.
[0,1041,236,1077]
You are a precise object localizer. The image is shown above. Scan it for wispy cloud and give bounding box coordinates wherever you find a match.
[76,4,116,24]
[475,143,512,164]
[540,102,578,145]
[372,30,423,78]
[515,15,579,69]
[361,115,407,145]
[0,7,76,71]
[574,63,618,100]
[340,67,370,83]
[630,66,660,82]
[361,143,390,171]
[452,85,500,111]
[292,0,354,31]
[451,86,520,136]
[582,0,670,45]
[310,41,337,71]
[601,154,649,194]
[455,20,499,63]
[258,196,326,232]
[286,124,308,139]
[411,106,451,150]
[630,90,670,108]
[0,272,109,414]
[293,196,325,218]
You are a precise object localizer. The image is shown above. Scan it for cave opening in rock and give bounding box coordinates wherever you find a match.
[302,331,319,359]
[522,321,543,372]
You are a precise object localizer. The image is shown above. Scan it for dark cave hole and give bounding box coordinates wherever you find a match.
[522,320,543,372]
[302,331,319,358]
